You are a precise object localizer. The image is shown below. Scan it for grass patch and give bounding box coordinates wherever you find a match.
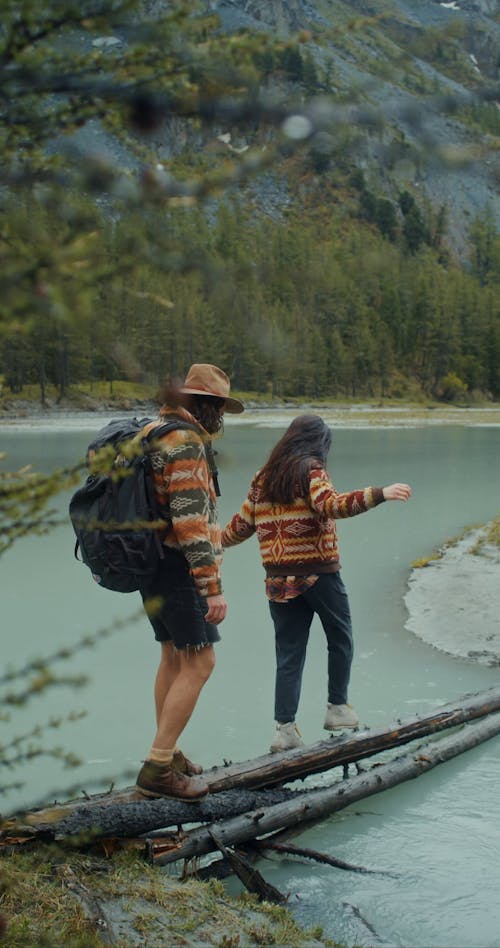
[411,552,442,568]
[412,518,500,568]
[470,516,500,555]
[411,525,475,567]
[0,381,159,412]
[0,846,339,947]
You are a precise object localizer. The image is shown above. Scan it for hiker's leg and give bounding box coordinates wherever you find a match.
[138,644,214,800]
[154,641,181,725]
[269,596,313,723]
[304,573,353,704]
[141,562,219,766]
[152,644,215,751]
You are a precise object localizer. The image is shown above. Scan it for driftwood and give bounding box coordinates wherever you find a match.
[4,691,500,904]
[10,685,500,844]
[191,838,393,883]
[150,713,500,866]
[3,681,500,903]
[208,830,287,904]
[14,787,299,842]
[251,840,397,876]
[183,830,389,882]
[203,684,500,792]
[185,848,382,884]
[343,902,390,947]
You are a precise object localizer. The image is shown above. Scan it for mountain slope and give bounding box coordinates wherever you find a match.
[208,0,499,256]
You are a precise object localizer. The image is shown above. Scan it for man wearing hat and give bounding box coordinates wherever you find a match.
[135,364,244,801]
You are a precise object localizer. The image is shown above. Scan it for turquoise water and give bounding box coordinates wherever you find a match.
[1,417,500,947]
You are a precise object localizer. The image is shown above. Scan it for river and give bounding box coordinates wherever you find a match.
[1,410,500,948]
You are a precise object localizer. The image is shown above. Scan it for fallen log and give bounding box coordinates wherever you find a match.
[7,686,500,843]
[209,831,287,904]
[343,902,390,947]
[4,788,299,843]
[251,840,397,876]
[204,684,500,792]
[150,713,500,866]
[183,830,389,882]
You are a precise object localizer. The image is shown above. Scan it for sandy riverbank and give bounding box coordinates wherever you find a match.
[404,522,500,666]
[2,401,500,431]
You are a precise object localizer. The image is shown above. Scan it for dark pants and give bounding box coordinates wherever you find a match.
[269,572,353,723]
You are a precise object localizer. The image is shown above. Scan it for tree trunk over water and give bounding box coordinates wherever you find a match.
[204,684,500,792]
[151,713,500,866]
[7,687,500,844]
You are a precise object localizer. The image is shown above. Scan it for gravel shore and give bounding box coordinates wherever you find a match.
[2,402,500,431]
[404,523,500,666]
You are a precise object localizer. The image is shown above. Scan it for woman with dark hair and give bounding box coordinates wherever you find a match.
[222,414,412,752]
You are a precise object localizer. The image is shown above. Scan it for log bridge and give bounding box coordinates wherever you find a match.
[3,686,500,901]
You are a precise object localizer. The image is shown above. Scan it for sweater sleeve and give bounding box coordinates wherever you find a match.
[309,467,385,519]
[221,479,257,548]
[156,431,222,598]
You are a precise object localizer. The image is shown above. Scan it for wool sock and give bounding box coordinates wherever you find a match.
[148,746,175,766]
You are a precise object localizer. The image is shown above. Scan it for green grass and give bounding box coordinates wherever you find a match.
[412,518,500,568]
[1,380,500,418]
[0,846,339,947]
[470,516,500,555]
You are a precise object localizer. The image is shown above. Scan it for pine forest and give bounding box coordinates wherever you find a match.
[1,0,499,405]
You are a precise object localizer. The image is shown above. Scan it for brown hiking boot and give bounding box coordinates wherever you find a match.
[172,749,203,776]
[135,760,209,801]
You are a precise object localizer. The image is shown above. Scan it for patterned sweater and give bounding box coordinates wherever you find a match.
[144,408,222,598]
[221,467,385,574]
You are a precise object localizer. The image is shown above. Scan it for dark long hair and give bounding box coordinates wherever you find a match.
[158,377,224,435]
[189,395,225,435]
[259,415,332,503]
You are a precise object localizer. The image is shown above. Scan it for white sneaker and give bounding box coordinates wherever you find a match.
[269,722,304,753]
[324,703,359,730]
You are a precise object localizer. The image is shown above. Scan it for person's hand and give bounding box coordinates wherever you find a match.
[205,594,227,624]
[383,483,412,501]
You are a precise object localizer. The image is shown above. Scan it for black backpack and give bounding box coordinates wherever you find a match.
[69,416,206,593]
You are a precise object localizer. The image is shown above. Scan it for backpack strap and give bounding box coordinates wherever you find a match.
[203,442,221,497]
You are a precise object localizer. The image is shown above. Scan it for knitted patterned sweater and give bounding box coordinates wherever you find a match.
[144,408,222,598]
[221,467,385,574]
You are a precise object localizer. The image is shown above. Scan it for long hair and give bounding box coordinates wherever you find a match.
[259,415,332,503]
[158,378,224,435]
[189,394,225,435]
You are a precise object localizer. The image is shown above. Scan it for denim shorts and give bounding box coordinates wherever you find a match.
[139,551,221,649]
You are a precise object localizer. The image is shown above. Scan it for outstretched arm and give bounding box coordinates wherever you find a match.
[221,479,257,548]
[310,468,411,518]
[382,483,412,501]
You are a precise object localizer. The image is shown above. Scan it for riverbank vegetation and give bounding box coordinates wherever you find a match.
[2,377,500,417]
[2,194,499,408]
[1,845,335,947]
[411,515,500,568]
[470,516,500,556]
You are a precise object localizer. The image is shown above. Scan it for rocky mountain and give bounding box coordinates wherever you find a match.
[69,0,499,258]
[202,0,499,256]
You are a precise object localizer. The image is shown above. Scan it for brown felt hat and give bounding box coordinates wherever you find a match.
[180,364,244,414]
